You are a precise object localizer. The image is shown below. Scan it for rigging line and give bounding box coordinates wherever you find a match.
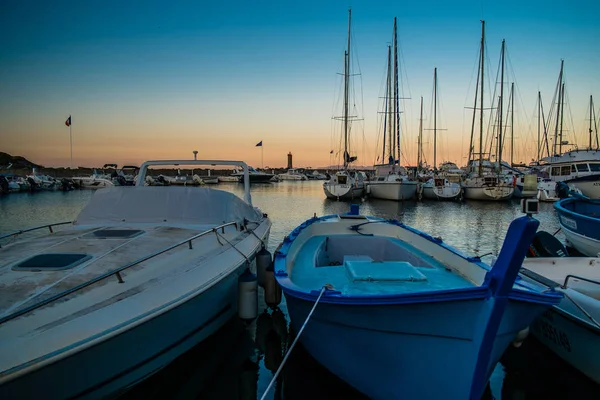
[259,284,333,400]
[213,229,250,263]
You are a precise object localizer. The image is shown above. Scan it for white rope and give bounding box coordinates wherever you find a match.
[259,284,332,400]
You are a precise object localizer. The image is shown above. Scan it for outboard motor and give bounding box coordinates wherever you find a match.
[555,181,570,199]
[0,176,9,194]
[527,231,568,258]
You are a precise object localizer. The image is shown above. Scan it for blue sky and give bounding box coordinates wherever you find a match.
[1,0,599,168]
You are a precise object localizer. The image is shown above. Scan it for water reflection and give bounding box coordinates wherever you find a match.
[120,318,258,399]
[3,181,593,399]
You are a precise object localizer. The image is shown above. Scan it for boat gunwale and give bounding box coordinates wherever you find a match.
[555,198,600,224]
[275,215,562,305]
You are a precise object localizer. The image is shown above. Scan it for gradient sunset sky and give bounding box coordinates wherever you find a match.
[1,0,598,169]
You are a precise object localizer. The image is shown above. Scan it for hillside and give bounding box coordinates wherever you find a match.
[0,152,42,169]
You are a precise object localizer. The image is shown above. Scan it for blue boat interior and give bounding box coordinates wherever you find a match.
[291,235,476,295]
[562,199,600,219]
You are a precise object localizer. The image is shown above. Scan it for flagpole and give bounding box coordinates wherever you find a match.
[70,123,73,169]
[261,145,264,169]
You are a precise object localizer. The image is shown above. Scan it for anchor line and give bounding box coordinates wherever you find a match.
[259,284,332,400]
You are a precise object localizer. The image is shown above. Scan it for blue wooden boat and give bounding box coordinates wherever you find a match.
[274,205,562,400]
[555,196,600,256]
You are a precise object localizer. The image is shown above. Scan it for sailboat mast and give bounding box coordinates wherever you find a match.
[593,96,599,148]
[418,96,423,170]
[497,39,505,173]
[343,9,351,170]
[589,95,593,149]
[433,67,437,170]
[553,59,564,156]
[537,91,541,162]
[559,82,565,154]
[393,17,400,166]
[387,45,393,163]
[510,82,514,166]
[478,20,485,177]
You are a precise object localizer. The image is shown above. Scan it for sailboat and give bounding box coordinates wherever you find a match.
[422,68,463,200]
[367,18,417,201]
[462,22,514,201]
[323,9,366,201]
[536,61,600,199]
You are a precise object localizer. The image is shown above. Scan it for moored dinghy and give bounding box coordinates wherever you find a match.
[0,159,271,399]
[555,195,600,256]
[274,202,562,400]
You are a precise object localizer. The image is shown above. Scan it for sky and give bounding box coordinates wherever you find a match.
[1,0,599,169]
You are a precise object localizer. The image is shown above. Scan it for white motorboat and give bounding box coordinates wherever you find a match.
[218,175,241,183]
[520,256,600,384]
[71,170,115,189]
[0,159,271,399]
[278,169,307,181]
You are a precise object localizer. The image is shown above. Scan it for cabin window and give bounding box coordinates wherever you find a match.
[576,163,590,172]
[483,177,497,185]
[337,176,347,184]
[551,167,561,176]
[560,166,571,176]
[13,253,92,271]
[377,177,385,181]
[589,163,600,172]
[571,165,577,173]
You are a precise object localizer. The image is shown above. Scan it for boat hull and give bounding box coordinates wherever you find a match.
[323,183,364,200]
[555,198,600,256]
[422,184,462,201]
[368,181,417,201]
[568,177,600,199]
[285,294,547,400]
[531,306,600,384]
[463,185,513,201]
[0,258,255,400]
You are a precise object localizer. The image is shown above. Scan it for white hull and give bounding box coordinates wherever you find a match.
[324,182,364,200]
[218,176,240,182]
[463,185,513,201]
[562,227,600,257]
[72,177,114,189]
[278,175,306,181]
[538,189,559,202]
[570,180,600,199]
[0,272,242,399]
[422,184,462,200]
[368,182,417,201]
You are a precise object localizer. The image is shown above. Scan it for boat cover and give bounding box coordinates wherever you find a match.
[74,186,262,225]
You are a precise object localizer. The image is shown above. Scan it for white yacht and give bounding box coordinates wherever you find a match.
[537,150,600,198]
[0,159,271,399]
[368,165,417,201]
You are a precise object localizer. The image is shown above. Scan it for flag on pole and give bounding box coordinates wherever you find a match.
[65,116,71,127]
[255,141,263,147]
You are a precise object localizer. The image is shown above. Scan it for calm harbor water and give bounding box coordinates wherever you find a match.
[1,181,598,399]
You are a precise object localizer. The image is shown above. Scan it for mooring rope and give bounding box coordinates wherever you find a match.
[563,291,600,329]
[259,284,332,400]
